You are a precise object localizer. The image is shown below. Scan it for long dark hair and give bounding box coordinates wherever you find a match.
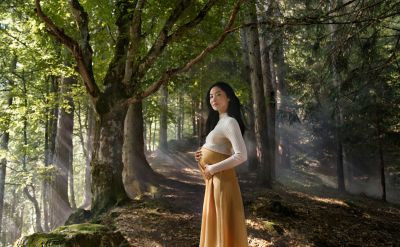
[204,82,246,137]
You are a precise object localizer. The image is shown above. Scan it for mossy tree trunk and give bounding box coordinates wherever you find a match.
[90,101,130,213]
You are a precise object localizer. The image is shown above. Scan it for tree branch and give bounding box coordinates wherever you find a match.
[122,0,146,85]
[136,0,193,78]
[167,0,219,43]
[126,0,243,105]
[35,0,100,99]
[102,0,137,85]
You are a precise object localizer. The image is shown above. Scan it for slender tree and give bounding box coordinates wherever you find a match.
[243,0,271,186]
[159,83,168,151]
[329,0,346,192]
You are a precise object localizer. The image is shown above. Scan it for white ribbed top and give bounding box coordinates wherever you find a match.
[202,112,247,175]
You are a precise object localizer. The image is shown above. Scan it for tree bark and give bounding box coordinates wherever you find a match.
[240,27,258,172]
[258,2,276,180]
[159,83,168,151]
[80,101,94,209]
[90,104,129,213]
[244,1,271,186]
[123,101,159,199]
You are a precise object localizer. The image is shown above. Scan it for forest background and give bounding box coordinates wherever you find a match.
[0,0,399,246]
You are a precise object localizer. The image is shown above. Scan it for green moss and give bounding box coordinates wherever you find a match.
[262,221,285,235]
[15,223,128,247]
[54,223,107,235]
[14,232,66,246]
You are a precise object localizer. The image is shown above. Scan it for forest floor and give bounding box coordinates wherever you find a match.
[101,150,400,247]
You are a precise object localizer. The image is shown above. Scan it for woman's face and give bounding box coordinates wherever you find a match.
[209,86,229,114]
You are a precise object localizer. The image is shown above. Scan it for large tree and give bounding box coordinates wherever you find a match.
[35,0,242,215]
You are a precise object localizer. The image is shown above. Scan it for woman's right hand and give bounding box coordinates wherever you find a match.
[195,148,202,162]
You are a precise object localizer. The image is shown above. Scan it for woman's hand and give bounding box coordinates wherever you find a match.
[195,148,202,162]
[204,164,213,180]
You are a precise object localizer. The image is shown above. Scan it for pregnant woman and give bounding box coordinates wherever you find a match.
[195,81,248,247]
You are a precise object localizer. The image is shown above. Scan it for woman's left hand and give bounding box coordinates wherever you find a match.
[204,164,213,180]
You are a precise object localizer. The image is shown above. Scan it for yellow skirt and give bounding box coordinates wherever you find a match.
[198,147,248,247]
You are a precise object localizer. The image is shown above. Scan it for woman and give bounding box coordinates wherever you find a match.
[195,82,248,247]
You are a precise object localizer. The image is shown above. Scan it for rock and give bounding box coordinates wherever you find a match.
[14,223,129,247]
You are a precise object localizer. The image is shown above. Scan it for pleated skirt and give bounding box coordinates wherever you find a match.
[198,147,248,247]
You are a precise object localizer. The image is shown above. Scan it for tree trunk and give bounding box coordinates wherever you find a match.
[159,83,168,151]
[378,126,386,202]
[45,76,58,231]
[23,186,43,232]
[240,27,258,172]
[177,94,184,140]
[69,151,77,210]
[329,0,345,193]
[0,135,8,242]
[272,1,291,170]
[191,97,197,137]
[152,119,157,151]
[1,58,15,239]
[43,97,50,232]
[0,90,12,242]
[90,104,129,214]
[244,1,271,186]
[123,101,159,199]
[81,101,94,209]
[50,75,75,228]
[258,2,276,180]
[9,186,17,245]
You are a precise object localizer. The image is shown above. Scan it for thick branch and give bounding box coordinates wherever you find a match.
[69,0,95,84]
[34,0,100,99]
[122,0,146,85]
[103,0,137,85]
[136,0,192,78]
[127,0,243,104]
[168,0,219,42]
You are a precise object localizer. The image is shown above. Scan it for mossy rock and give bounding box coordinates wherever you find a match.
[14,223,128,247]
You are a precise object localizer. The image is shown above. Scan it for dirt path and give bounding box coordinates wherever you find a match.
[107,150,400,247]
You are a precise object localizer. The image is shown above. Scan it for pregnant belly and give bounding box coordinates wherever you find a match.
[200,147,230,166]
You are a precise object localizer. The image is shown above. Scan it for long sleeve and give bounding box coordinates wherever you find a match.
[207,118,247,175]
